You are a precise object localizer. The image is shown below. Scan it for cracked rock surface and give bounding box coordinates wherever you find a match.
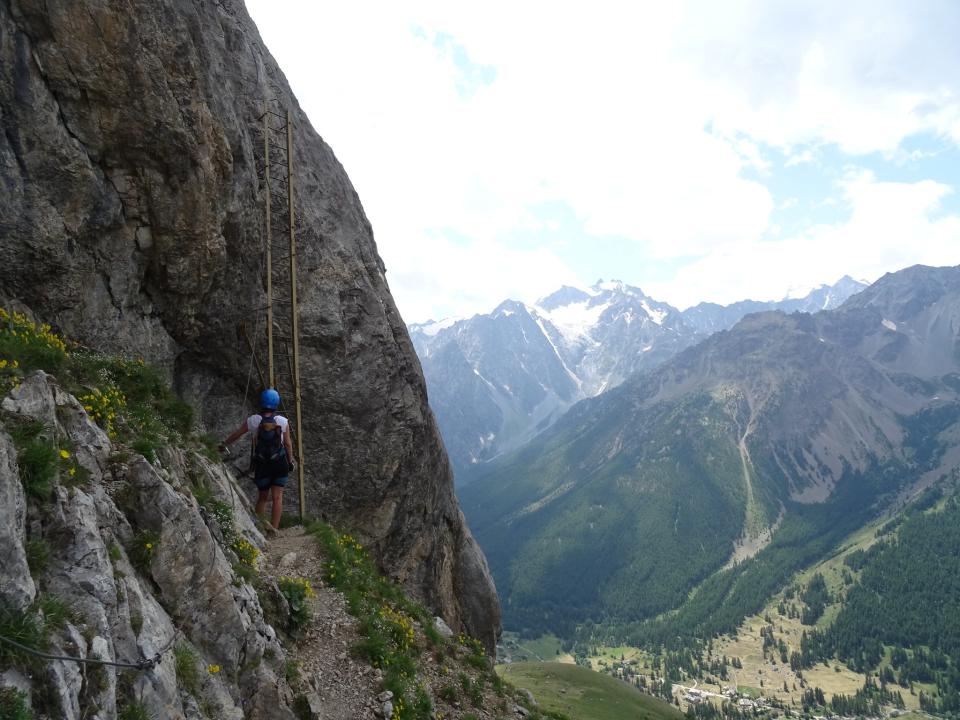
[1,372,295,719]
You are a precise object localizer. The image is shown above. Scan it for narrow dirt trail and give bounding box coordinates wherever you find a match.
[261,527,382,719]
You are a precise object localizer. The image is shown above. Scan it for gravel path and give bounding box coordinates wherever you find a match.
[263,527,383,719]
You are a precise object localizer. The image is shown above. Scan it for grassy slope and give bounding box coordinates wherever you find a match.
[497,662,682,720]
[501,632,573,664]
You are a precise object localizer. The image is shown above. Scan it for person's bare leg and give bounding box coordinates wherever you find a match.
[256,489,269,517]
[271,486,283,529]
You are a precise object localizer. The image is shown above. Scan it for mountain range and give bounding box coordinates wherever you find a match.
[410,276,867,476]
[456,264,960,638]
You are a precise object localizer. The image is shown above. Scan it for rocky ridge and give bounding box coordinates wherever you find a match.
[0,0,499,648]
[410,277,866,476]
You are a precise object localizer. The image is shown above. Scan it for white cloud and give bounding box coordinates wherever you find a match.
[647,172,960,308]
[785,149,815,167]
[245,1,960,321]
[383,234,582,322]
[677,0,960,153]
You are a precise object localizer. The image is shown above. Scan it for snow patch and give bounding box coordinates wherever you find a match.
[640,300,667,325]
[418,317,460,336]
[535,299,610,347]
[532,316,583,389]
[882,318,898,332]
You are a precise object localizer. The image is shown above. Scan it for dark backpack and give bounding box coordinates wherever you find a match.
[253,414,286,467]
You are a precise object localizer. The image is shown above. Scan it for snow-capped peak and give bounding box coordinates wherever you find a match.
[534,298,610,347]
[594,279,625,293]
[640,299,668,325]
[413,317,461,336]
[783,284,814,301]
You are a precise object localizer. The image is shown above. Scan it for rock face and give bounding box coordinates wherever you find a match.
[0,427,35,610]
[1,372,294,719]
[0,0,499,648]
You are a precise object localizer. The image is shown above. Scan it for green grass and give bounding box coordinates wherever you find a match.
[276,577,314,632]
[4,418,46,446]
[0,595,77,672]
[35,595,75,632]
[502,632,567,662]
[17,439,57,500]
[24,538,51,575]
[68,351,193,443]
[127,530,159,575]
[173,644,201,697]
[117,700,154,720]
[0,687,33,720]
[497,662,683,720]
[0,603,45,668]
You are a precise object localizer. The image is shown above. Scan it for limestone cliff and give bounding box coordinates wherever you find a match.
[0,0,499,650]
[2,372,295,719]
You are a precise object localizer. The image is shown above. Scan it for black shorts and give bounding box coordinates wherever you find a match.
[254,475,287,491]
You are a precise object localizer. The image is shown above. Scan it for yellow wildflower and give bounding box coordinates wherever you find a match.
[59,449,70,459]
[207,664,221,673]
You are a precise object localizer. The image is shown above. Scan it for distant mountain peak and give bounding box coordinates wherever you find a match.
[410,316,462,337]
[492,298,530,318]
[590,278,647,297]
[782,275,869,303]
[537,286,593,311]
[408,270,876,473]
[592,278,624,292]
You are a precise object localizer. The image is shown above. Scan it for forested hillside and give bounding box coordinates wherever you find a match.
[461,265,960,643]
[800,488,960,714]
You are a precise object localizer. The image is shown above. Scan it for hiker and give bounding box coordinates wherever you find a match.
[219,388,294,530]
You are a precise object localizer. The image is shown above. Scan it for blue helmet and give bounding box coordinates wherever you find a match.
[260,388,280,410]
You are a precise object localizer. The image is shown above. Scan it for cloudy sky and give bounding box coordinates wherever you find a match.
[246,0,960,323]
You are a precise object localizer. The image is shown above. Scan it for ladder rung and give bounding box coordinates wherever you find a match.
[258,173,289,185]
[256,109,288,122]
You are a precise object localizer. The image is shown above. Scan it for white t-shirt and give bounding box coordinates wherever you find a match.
[247,413,289,441]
